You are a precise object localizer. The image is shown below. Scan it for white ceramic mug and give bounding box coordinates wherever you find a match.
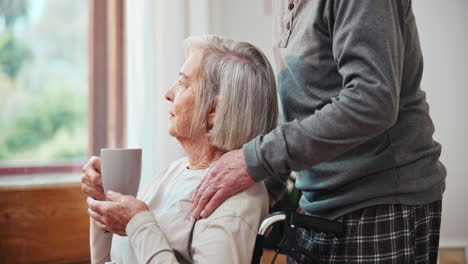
[100,148,142,199]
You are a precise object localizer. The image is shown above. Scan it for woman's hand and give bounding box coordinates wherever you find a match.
[87,191,150,236]
[81,156,106,201]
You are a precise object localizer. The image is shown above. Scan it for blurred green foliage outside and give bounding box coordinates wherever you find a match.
[0,0,88,163]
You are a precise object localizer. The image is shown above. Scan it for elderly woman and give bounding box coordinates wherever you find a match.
[81,35,278,264]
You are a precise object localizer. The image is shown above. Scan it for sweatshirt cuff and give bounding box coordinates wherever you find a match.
[126,210,157,238]
[243,136,273,182]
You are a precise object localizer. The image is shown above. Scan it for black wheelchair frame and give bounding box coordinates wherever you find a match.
[251,210,345,264]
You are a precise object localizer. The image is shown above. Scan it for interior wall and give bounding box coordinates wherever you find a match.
[412,0,468,248]
[208,0,468,247]
[208,0,274,63]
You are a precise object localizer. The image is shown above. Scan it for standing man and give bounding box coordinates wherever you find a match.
[192,0,446,263]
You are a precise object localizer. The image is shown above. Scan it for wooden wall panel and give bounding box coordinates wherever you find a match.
[0,183,90,264]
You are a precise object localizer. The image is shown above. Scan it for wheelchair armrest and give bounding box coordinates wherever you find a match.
[258,212,286,236]
[253,211,345,263]
[257,211,345,237]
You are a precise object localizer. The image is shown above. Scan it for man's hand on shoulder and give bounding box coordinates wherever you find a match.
[190,148,255,219]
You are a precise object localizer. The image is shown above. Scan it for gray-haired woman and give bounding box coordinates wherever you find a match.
[81,35,278,264]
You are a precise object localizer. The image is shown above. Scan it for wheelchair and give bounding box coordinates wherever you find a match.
[251,209,345,264]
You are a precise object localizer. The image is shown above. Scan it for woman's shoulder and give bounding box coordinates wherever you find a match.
[222,182,269,214]
[196,182,269,231]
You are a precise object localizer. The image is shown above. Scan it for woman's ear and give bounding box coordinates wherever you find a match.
[207,97,219,129]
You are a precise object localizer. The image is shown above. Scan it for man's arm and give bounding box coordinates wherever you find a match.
[192,0,407,218]
[244,0,407,181]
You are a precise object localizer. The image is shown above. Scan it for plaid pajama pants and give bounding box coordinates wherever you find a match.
[287,201,442,264]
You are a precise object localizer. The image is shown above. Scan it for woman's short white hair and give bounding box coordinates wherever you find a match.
[184,35,278,151]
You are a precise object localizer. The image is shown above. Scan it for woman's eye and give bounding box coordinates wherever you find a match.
[178,80,188,88]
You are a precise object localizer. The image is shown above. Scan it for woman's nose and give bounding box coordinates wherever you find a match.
[165,87,174,102]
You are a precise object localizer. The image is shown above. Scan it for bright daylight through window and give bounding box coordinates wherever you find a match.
[0,0,88,178]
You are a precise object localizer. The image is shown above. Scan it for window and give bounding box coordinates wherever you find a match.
[0,0,125,262]
[0,0,88,180]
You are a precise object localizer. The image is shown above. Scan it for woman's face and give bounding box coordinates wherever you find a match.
[165,50,203,139]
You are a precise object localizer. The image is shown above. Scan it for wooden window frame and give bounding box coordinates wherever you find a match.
[88,0,126,156]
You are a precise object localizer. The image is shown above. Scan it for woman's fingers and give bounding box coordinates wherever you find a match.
[83,156,101,172]
[81,156,105,200]
[81,172,105,200]
[88,206,113,233]
[81,182,106,200]
[81,172,103,190]
[87,197,109,217]
[82,156,103,188]
[88,208,105,224]
[82,156,96,172]
[86,195,146,237]
[90,156,102,172]
[85,167,103,188]
[90,216,108,233]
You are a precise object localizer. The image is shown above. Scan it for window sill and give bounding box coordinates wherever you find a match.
[0,172,81,187]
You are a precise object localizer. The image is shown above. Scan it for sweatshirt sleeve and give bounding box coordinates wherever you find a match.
[126,211,180,264]
[243,0,407,181]
[90,218,113,264]
[191,216,258,264]
[127,212,259,264]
